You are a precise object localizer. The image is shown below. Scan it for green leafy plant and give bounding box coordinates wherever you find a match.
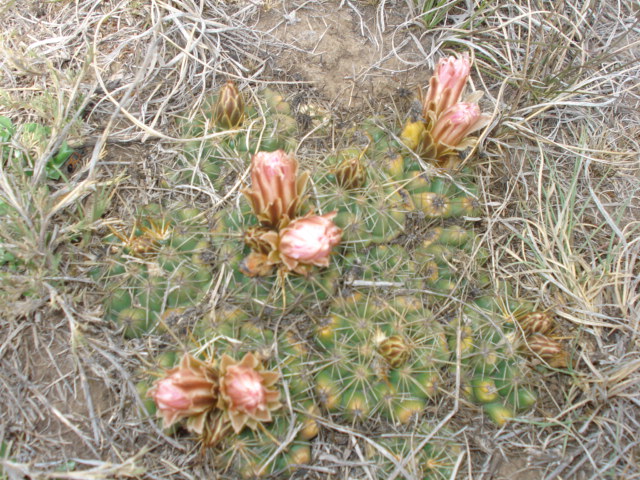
[0,116,76,181]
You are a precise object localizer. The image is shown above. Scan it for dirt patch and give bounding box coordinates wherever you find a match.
[2,317,116,462]
[491,456,546,480]
[256,3,426,109]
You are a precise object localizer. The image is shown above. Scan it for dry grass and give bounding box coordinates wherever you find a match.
[0,0,638,479]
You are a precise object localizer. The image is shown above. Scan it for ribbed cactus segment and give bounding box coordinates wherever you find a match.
[365,426,462,479]
[178,139,239,191]
[193,310,317,478]
[340,222,481,297]
[402,174,481,219]
[344,244,419,289]
[447,295,538,424]
[317,146,409,247]
[314,293,450,425]
[93,204,212,338]
[368,129,482,219]
[219,419,311,478]
[174,88,299,191]
[410,223,492,298]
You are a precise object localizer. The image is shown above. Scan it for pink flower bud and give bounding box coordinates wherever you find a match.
[219,353,281,433]
[436,54,471,94]
[422,53,471,119]
[242,150,309,228]
[277,213,342,274]
[224,365,267,414]
[430,102,488,148]
[147,355,218,432]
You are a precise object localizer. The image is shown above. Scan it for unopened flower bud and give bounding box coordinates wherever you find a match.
[378,335,411,368]
[518,311,555,335]
[153,378,191,410]
[147,354,218,433]
[242,150,309,228]
[524,334,569,368]
[219,352,281,433]
[422,53,471,119]
[212,81,245,129]
[334,155,366,190]
[430,102,488,148]
[225,366,266,413]
[275,213,342,275]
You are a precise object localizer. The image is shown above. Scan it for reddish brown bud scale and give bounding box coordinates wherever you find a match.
[518,311,555,335]
[334,156,366,189]
[378,335,411,368]
[239,252,273,277]
[243,226,274,254]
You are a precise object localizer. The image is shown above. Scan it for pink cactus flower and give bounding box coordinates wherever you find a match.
[422,53,471,119]
[147,355,219,433]
[242,150,309,228]
[430,102,489,148]
[276,213,342,274]
[219,353,280,433]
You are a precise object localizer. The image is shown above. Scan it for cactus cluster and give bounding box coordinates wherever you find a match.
[138,307,319,478]
[136,57,566,478]
[92,204,212,338]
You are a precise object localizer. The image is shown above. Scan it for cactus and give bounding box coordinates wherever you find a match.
[344,244,419,290]
[317,146,409,247]
[191,309,318,478]
[175,88,299,192]
[92,203,213,338]
[412,226,489,297]
[445,295,539,424]
[388,158,482,220]
[138,77,556,471]
[365,426,462,479]
[314,292,450,425]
